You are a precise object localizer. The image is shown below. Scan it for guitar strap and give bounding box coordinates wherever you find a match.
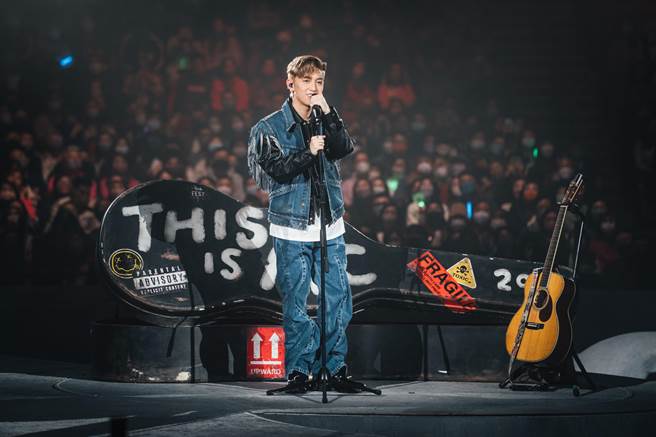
[508,268,541,377]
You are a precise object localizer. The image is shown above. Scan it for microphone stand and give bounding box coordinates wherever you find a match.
[312,105,330,404]
[311,105,381,401]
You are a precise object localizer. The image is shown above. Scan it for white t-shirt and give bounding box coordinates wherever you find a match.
[269,212,345,242]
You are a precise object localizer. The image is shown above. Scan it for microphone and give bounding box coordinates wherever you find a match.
[311,105,324,136]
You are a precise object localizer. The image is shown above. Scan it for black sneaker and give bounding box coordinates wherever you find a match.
[284,371,310,394]
[330,366,363,393]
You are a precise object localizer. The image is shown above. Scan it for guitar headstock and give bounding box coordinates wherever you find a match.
[562,173,584,206]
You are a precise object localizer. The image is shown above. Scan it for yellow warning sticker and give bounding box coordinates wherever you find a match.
[447,257,477,289]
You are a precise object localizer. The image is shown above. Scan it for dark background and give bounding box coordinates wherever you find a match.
[0,0,654,290]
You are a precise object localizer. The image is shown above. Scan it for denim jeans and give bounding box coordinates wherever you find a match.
[272,234,353,378]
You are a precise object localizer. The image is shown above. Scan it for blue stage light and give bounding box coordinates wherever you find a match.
[59,55,73,68]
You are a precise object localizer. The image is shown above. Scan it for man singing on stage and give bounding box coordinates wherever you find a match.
[247,55,355,393]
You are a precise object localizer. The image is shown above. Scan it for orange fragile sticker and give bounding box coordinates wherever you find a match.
[407,251,477,313]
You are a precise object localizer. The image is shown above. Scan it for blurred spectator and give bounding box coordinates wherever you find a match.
[211,57,250,113]
[378,63,416,109]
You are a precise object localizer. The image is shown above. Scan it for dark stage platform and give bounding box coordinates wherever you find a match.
[1,355,654,437]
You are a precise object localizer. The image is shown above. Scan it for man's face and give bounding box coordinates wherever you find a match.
[288,69,325,108]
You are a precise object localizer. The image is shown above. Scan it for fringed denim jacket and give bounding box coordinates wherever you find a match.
[247,98,354,230]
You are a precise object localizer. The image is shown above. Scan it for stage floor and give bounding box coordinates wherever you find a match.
[1,355,654,437]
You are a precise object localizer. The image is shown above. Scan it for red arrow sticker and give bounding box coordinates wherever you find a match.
[407,251,477,313]
[246,327,285,379]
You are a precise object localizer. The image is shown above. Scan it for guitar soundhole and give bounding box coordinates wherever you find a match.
[533,288,549,310]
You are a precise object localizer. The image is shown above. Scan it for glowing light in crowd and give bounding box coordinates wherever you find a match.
[58,55,73,68]
[387,178,399,195]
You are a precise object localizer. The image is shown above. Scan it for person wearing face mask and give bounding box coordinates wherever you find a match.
[489,136,506,157]
[198,176,216,190]
[468,132,487,156]
[472,201,495,255]
[247,55,355,393]
[367,164,383,182]
[370,177,389,197]
[520,129,537,151]
[489,212,509,232]
[230,140,250,176]
[243,176,268,207]
[415,159,433,179]
[371,193,390,219]
[472,204,491,226]
[211,57,249,113]
[435,142,452,158]
[47,145,98,204]
[421,134,436,156]
[375,202,403,245]
[458,174,477,200]
[215,176,234,196]
[527,141,558,186]
[508,180,540,232]
[441,212,480,254]
[587,200,608,231]
[387,157,411,205]
[114,138,131,156]
[208,153,246,202]
[425,201,446,233]
[350,177,376,236]
[418,176,436,203]
[98,154,139,203]
[404,176,435,225]
[342,151,370,208]
[208,116,223,134]
[554,157,576,185]
[226,114,247,144]
[409,113,427,144]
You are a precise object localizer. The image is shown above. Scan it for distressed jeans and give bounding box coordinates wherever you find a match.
[272,234,353,378]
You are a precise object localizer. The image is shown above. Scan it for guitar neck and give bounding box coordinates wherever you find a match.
[539,204,568,288]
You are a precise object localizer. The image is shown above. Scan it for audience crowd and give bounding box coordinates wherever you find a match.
[0,1,653,288]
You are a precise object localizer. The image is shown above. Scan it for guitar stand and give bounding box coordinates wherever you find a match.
[567,204,598,396]
[571,348,598,396]
[499,363,553,392]
[499,349,597,396]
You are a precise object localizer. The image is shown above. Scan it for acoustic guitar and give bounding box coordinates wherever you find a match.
[504,174,584,374]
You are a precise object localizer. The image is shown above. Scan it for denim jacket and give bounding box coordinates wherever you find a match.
[247,99,354,230]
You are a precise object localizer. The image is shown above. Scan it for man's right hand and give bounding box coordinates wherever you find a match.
[309,135,325,156]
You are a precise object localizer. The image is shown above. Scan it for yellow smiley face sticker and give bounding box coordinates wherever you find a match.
[109,249,144,279]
